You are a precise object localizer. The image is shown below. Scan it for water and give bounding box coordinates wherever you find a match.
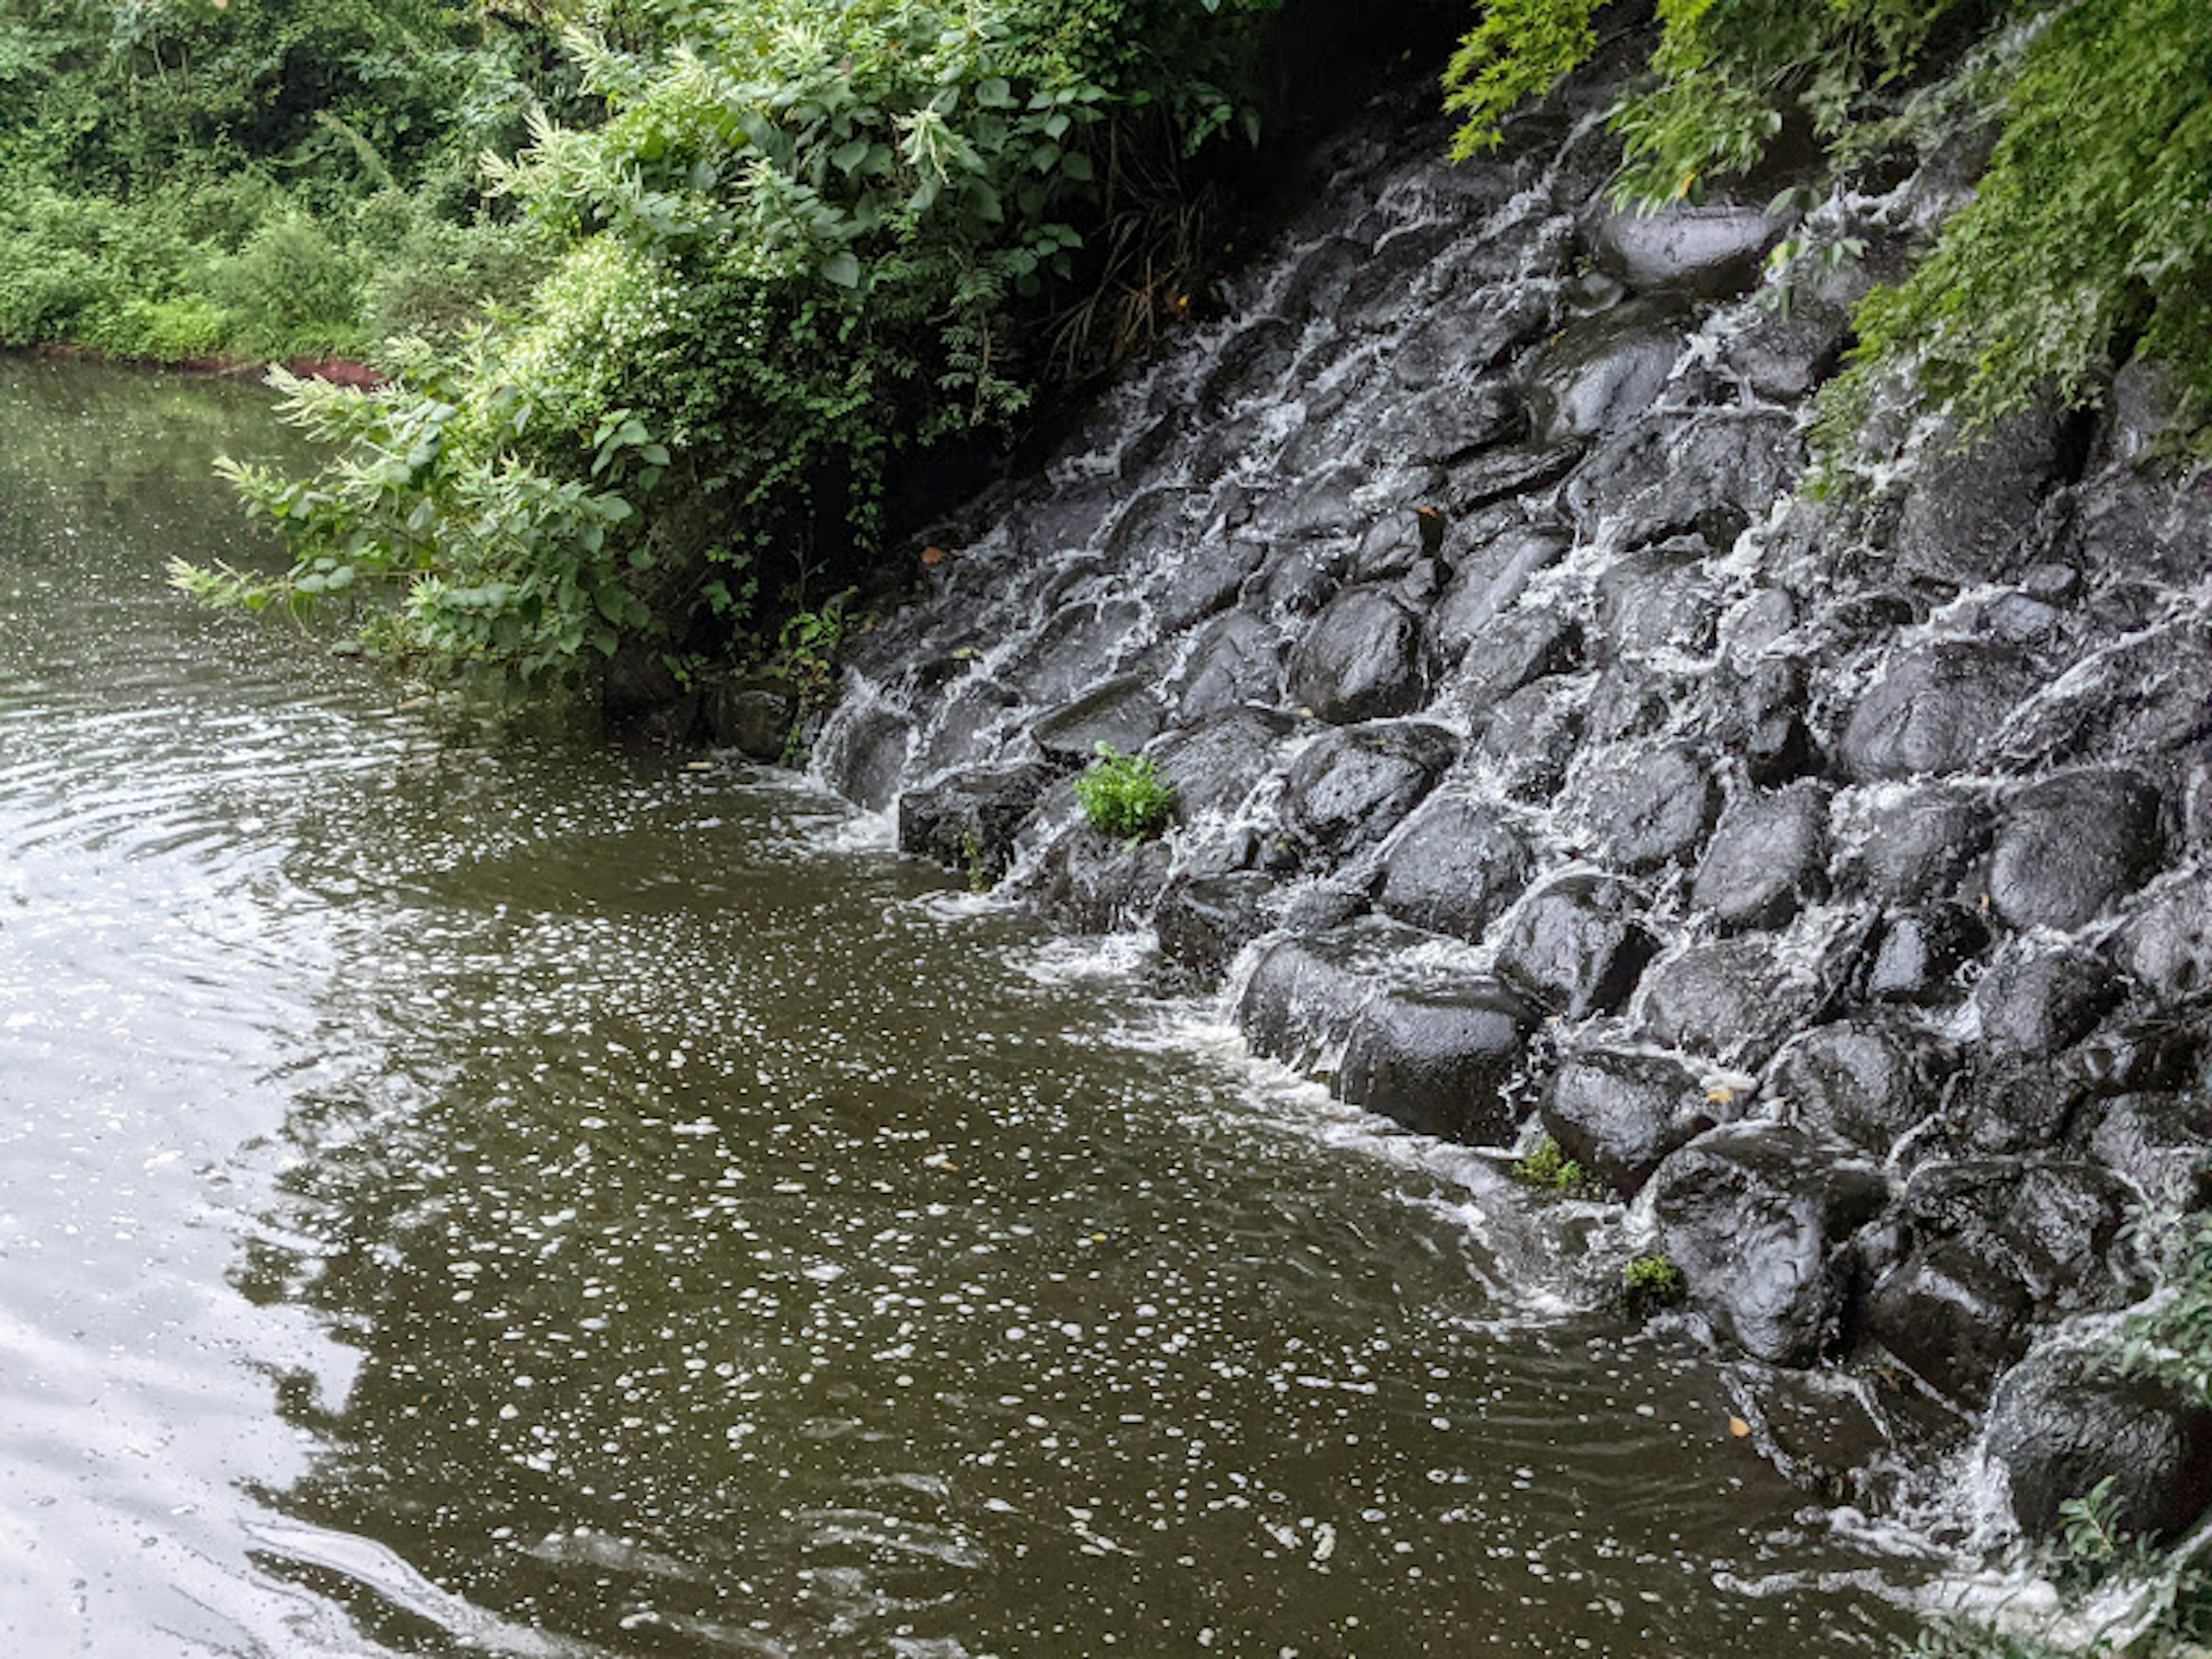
[0,359,1932,1656]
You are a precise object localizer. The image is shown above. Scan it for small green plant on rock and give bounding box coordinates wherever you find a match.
[1623,1253,1688,1315]
[1512,1134,1586,1194]
[1073,744,1176,844]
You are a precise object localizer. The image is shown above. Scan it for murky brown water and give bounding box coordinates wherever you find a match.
[0,360,1928,1657]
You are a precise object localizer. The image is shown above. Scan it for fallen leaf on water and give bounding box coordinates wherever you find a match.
[1729,1415,1752,1439]
[920,544,948,567]
[1706,1085,1737,1105]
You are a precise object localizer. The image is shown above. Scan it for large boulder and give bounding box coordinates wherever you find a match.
[816,705,912,812]
[1149,706,1296,820]
[1848,785,1991,907]
[1429,525,1573,665]
[1692,782,1832,931]
[1859,1157,2139,1400]
[1988,768,2163,932]
[1154,872,1278,987]
[1375,796,1533,943]
[1031,675,1164,767]
[1495,873,1658,1019]
[1338,982,1539,1145]
[1236,917,1428,1069]
[1037,831,1174,933]
[1649,1124,1891,1368]
[1566,410,1802,553]
[1524,298,1686,444]
[1171,612,1286,723]
[1972,945,2124,1056]
[1987,1344,2212,1543]
[1283,721,1459,863]
[1768,1017,1949,1157]
[1586,202,1789,300]
[2080,1090,2212,1213]
[1010,599,1144,703]
[1637,940,1817,1067]
[2116,872,2212,1001]
[1838,642,2040,782]
[1860,904,1990,1006]
[1475,679,1585,802]
[1891,409,2084,586]
[1541,1047,1724,1195]
[1287,587,1427,724]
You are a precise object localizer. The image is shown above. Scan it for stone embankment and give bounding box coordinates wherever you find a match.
[812,60,2212,1539]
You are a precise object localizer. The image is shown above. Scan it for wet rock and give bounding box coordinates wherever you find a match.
[1374,796,1533,944]
[1584,744,1717,871]
[1154,872,1278,986]
[1892,409,2086,586]
[1446,608,1583,718]
[1032,675,1165,767]
[1717,298,1851,402]
[1987,1344,2212,1544]
[1566,411,1802,553]
[1525,300,1686,444]
[1996,621,2212,769]
[1988,768,2162,932]
[705,685,794,760]
[1596,540,1723,661]
[1581,660,1681,747]
[1171,612,1286,723]
[2080,1091,2212,1213]
[1476,679,1584,802]
[1973,945,2123,1056]
[1770,1018,1948,1156]
[1541,1048,1722,1195]
[1011,600,1144,703]
[1861,904,1989,1005]
[1650,1124,1890,1367]
[1039,831,1175,933]
[1587,202,1789,300]
[1708,657,1816,785]
[1444,441,1584,514]
[1495,874,1658,1019]
[1949,1056,2093,1157]
[1638,940,1816,1067]
[1838,642,2040,781]
[1339,982,1539,1143]
[1391,286,1556,391]
[1244,543,1346,619]
[1859,1157,2138,1400]
[1692,782,1832,931]
[1236,916,1427,1069]
[1199,320,1298,416]
[1154,535,1267,633]
[2116,873,2212,1001]
[1369,380,1522,467]
[1850,786,1991,906]
[1429,525,1573,665]
[1287,588,1426,724]
[1149,706,1296,820]
[897,761,1054,886]
[1283,721,1459,862]
[816,706,911,812]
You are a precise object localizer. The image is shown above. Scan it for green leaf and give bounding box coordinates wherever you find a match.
[822,251,862,288]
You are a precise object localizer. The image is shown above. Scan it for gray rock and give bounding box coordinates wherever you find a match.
[1154,536,1267,634]
[1585,744,1717,870]
[1650,1124,1890,1367]
[1596,539,1724,662]
[1525,299,1687,444]
[1287,587,1426,724]
[897,761,1054,886]
[1446,608,1583,717]
[1989,768,2163,932]
[1692,782,1832,931]
[1039,831,1174,933]
[1375,797,1533,943]
[1339,982,1539,1144]
[1542,1047,1722,1195]
[817,706,911,812]
[1236,916,1429,1069]
[1476,679,1584,801]
[2115,873,2212,1001]
[1565,411,1802,553]
[1859,1157,2138,1400]
[1892,409,2084,586]
[1851,785,1991,906]
[1283,721,1459,863]
[1495,874,1658,1019]
[1368,380,1522,467]
[1587,202,1788,299]
[1149,706,1295,820]
[1638,940,1816,1067]
[1154,872,1278,987]
[1031,675,1165,767]
[1997,620,2212,769]
[1171,612,1285,723]
[1717,298,1850,402]
[1012,600,1145,703]
[1770,1018,1948,1156]
[1988,1344,2212,1543]
[1707,656,1816,785]
[1838,642,2040,781]
[2080,1091,2212,1213]
[706,685,795,760]
[1973,945,2124,1056]
[1429,525,1573,664]
[1861,905,1990,1005]
[1444,441,1585,514]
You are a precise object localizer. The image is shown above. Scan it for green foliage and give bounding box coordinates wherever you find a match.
[1443,0,2212,457]
[1074,744,1177,843]
[1510,1134,1586,1193]
[1622,1252,1687,1312]
[191,0,1283,687]
[2119,1213,2212,1403]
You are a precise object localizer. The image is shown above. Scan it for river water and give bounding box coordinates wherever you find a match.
[0,360,1936,1656]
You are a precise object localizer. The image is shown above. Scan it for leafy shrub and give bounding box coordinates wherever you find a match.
[1622,1253,1687,1313]
[1074,744,1177,842]
[1510,1134,1586,1193]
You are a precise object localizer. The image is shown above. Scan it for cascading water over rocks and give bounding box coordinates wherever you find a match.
[809,55,2212,1540]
